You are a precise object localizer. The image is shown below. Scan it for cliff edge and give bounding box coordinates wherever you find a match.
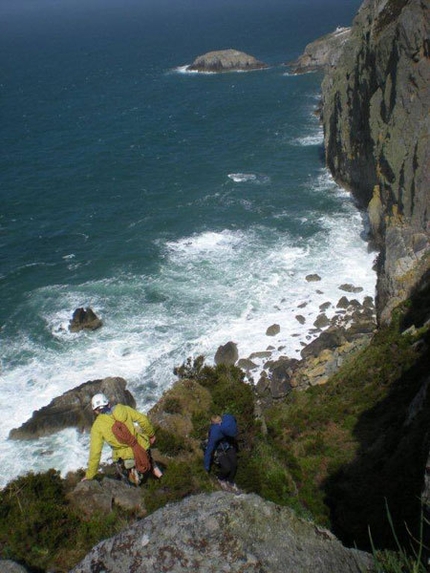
[321,0,430,323]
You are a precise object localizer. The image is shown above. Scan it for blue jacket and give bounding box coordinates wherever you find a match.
[204,422,237,471]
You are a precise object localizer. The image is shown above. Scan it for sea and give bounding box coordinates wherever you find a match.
[0,0,372,487]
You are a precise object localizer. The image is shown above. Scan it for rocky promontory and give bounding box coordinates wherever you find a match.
[288,26,351,74]
[187,49,268,72]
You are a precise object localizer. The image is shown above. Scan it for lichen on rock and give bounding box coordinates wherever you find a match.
[70,492,374,573]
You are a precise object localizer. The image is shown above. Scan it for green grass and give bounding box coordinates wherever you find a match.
[0,470,138,571]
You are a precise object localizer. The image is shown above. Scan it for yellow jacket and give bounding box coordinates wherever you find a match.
[85,403,155,480]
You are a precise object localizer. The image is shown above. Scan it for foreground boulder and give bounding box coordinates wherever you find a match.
[187,49,268,72]
[70,492,374,573]
[9,377,135,439]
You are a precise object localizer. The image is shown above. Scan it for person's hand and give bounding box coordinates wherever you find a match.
[81,477,89,482]
[149,435,156,445]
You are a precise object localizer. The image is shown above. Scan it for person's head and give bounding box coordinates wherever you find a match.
[211,414,222,425]
[91,393,110,414]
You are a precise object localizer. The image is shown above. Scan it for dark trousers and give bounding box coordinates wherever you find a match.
[217,447,237,483]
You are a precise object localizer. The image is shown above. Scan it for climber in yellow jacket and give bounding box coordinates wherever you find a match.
[83,393,162,484]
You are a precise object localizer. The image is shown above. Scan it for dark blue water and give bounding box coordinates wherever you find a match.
[0,0,371,485]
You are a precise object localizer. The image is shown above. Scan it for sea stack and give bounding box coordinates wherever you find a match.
[187,49,268,73]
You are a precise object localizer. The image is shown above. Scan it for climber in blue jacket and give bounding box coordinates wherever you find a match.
[204,414,238,488]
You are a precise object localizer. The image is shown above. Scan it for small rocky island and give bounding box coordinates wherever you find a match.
[186,49,268,73]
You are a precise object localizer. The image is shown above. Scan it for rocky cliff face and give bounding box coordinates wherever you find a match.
[321,0,430,323]
[288,26,352,74]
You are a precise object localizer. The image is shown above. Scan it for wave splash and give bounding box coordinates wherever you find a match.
[228,173,270,184]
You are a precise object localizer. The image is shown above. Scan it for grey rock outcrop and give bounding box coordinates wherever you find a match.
[257,356,300,401]
[214,340,238,365]
[67,478,146,519]
[187,49,268,72]
[9,377,135,439]
[69,307,102,332]
[70,492,375,573]
[288,26,352,74]
[306,273,321,282]
[321,0,430,324]
[265,323,280,336]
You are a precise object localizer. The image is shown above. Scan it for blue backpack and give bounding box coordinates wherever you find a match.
[220,414,238,438]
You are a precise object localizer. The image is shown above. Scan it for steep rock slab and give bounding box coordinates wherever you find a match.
[70,492,374,573]
[187,49,267,72]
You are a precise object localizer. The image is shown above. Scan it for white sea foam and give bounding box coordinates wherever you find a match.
[291,126,324,147]
[294,132,324,146]
[173,65,214,75]
[165,229,244,258]
[228,173,270,184]
[228,173,257,182]
[283,70,317,77]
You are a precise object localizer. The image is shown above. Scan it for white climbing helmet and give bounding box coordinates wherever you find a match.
[91,393,109,411]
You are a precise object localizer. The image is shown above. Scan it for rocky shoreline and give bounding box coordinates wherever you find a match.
[219,286,376,406]
[9,279,376,441]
